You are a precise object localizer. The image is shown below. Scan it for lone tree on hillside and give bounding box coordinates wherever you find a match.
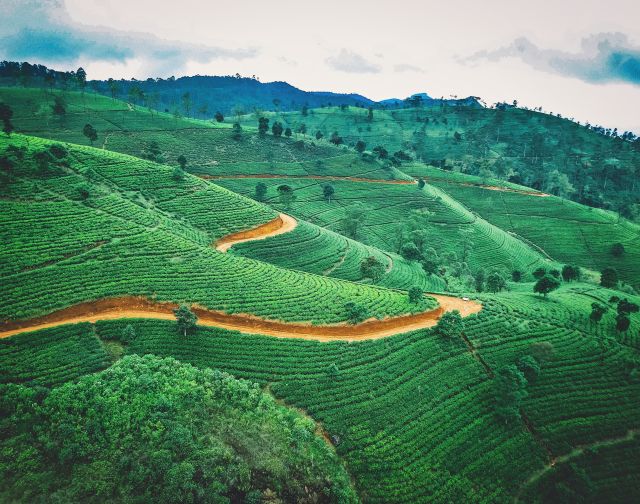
[277,184,296,209]
[512,270,522,282]
[590,303,608,323]
[82,123,98,146]
[315,131,324,141]
[600,267,618,288]
[177,155,187,170]
[486,271,507,293]
[418,178,426,189]
[516,355,541,384]
[0,103,14,136]
[408,287,423,304]
[434,310,464,339]
[611,242,625,257]
[258,117,269,135]
[329,131,343,146]
[355,140,366,153]
[214,111,224,122]
[532,267,546,280]
[272,121,284,137]
[561,264,580,282]
[345,301,369,324]
[284,127,292,138]
[174,304,198,337]
[373,145,388,159]
[494,365,528,424]
[172,166,185,181]
[360,256,386,283]
[51,96,66,118]
[323,184,335,202]
[400,242,422,261]
[34,150,53,175]
[232,122,242,140]
[342,203,368,239]
[255,182,267,202]
[75,67,87,93]
[533,275,560,298]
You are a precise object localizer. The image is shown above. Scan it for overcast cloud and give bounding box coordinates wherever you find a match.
[1,0,639,133]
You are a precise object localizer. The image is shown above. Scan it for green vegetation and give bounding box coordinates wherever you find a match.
[0,355,356,503]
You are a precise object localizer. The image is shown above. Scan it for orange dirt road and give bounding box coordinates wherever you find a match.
[215,213,298,252]
[199,174,417,185]
[0,295,481,342]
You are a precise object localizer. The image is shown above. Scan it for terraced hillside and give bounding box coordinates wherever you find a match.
[1,134,431,324]
[3,283,639,502]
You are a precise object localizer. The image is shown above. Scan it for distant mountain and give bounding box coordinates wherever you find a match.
[89,75,376,116]
[379,92,482,109]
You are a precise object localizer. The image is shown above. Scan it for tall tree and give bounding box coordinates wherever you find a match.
[173,304,197,337]
[82,124,98,146]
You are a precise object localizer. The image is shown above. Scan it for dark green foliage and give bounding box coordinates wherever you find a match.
[611,242,625,257]
[173,304,197,337]
[284,127,292,138]
[401,242,422,261]
[601,267,618,288]
[533,267,547,279]
[141,140,164,163]
[0,355,356,503]
[434,310,463,339]
[474,269,485,292]
[78,183,91,201]
[51,95,66,117]
[214,111,224,122]
[512,270,522,282]
[323,183,335,202]
[33,149,53,175]
[486,271,506,293]
[176,155,187,170]
[355,140,366,153]
[529,341,555,363]
[417,178,426,189]
[422,258,438,275]
[345,301,369,324]
[616,313,631,332]
[561,264,580,282]
[258,117,269,135]
[408,286,423,304]
[231,122,242,140]
[48,144,67,159]
[0,102,14,136]
[122,324,137,343]
[271,121,283,137]
[315,130,323,140]
[82,123,97,145]
[517,355,541,384]
[172,166,185,181]
[590,303,608,323]
[341,203,367,239]
[360,256,386,283]
[373,145,388,159]
[254,182,267,202]
[494,364,528,423]
[276,184,296,209]
[534,275,561,297]
[330,131,343,145]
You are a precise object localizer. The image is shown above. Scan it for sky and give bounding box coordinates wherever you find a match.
[2,0,640,133]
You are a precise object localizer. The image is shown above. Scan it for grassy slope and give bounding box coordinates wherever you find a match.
[1,135,431,323]
[4,283,639,503]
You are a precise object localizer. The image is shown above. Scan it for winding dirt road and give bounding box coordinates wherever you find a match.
[215,213,298,252]
[0,294,481,342]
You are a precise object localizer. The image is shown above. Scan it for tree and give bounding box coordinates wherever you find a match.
[214,111,224,122]
[141,141,163,163]
[532,267,546,280]
[78,184,91,201]
[329,131,343,145]
[284,127,292,138]
[408,287,423,304]
[486,271,506,293]
[611,242,625,257]
[590,303,608,323]
[277,184,296,209]
[323,184,335,202]
[107,78,119,99]
[373,145,388,159]
[301,105,308,116]
[255,182,268,202]
[82,123,98,146]
[177,155,187,170]
[417,178,426,189]
[600,267,618,288]
[494,365,528,423]
[181,92,192,117]
[272,121,284,137]
[529,342,555,363]
[34,150,53,175]
[434,310,464,339]
[0,103,14,136]
[232,122,242,140]
[355,140,366,153]
[342,203,367,239]
[75,67,87,92]
[121,324,136,343]
[517,355,541,384]
[400,242,421,261]
[172,166,185,181]
[258,117,269,135]
[315,131,324,141]
[453,131,462,141]
[616,313,631,332]
[561,265,580,282]
[173,304,197,337]
[360,256,385,283]
[51,96,66,118]
[534,275,560,297]
[297,123,307,135]
[367,107,374,121]
[474,270,485,292]
[512,270,522,282]
[345,302,369,324]
[421,259,438,275]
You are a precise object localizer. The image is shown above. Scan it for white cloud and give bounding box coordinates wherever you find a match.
[326,49,381,74]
